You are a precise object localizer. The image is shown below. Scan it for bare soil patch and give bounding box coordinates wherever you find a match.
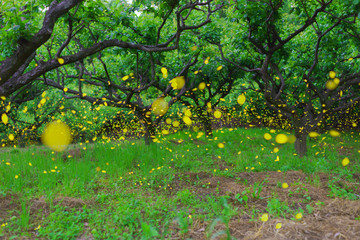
[1,195,87,222]
[188,211,360,240]
[337,146,355,156]
[31,196,86,213]
[0,194,21,221]
[170,171,360,239]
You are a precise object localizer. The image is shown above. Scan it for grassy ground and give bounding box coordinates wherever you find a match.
[0,127,360,239]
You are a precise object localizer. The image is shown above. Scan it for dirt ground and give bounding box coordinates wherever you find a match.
[1,171,359,239]
[169,171,360,239]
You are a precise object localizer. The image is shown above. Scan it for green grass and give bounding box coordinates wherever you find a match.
[0,127,359,239]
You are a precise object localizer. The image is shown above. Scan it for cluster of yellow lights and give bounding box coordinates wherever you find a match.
[0,62,356,188]
[325,71,340,90]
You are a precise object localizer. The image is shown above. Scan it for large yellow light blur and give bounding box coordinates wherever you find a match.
[152,97,169,116]
[170,76,185,90]
[237,94,246,105]
[41,121,72,152]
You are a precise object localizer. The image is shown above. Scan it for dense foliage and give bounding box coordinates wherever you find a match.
[1,0,359,156]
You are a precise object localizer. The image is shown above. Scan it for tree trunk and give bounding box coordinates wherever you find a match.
[196,107,213,136]
[143,119,156,146]
[294,129,308,157]
[292,114,310,157]
[136,113,156,145]
[202,115,213,136]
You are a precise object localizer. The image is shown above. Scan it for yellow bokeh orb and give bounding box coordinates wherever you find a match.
[275,134,288,144]
[214,110,222,119]
[41,121,72,152]
[2,113,8,125]
[165,118,172,124]
[170,76,185,90]
[260,213,269,222]
[183,116,192,125]
[198,82,206,90]
[264,133,272,140]
[329,129,340,137]
[184,109,192,117]
[275,223,282,229]
[329,71,336,79]
[57,58,64,65]
[152,97,169,116]
[326,80,338,90]
[161,70,168,79]
[287,135,296,144]
[237,94,246,105]
[342,157,349,166]
[8,134,14,141]
[309,132,319,138]
[172,121,180,127]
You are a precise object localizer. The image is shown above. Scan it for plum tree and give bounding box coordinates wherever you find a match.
[212,0,360,156]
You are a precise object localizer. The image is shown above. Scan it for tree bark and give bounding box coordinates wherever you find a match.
[293,115,309,157]
[0,0,84,84]
[143,121,156,145]
[202,115,213,136]
[136,113,156,145]
[294,130,307,157]
[195,106,213,136]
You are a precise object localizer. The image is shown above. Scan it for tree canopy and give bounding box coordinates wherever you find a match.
[1,0,360,156]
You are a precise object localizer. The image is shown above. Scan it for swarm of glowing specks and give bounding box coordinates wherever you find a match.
[41,121,72,152]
